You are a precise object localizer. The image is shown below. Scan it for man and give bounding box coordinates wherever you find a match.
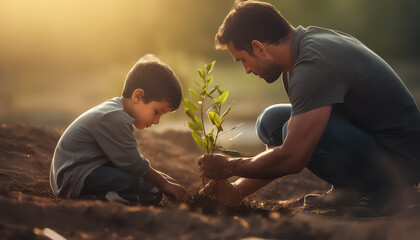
[199,0,420,218]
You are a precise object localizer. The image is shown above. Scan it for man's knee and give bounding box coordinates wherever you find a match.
[256,104,291,146]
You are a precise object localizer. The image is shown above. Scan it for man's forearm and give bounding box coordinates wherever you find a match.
[232,178,273,197]
[228,147,299,179]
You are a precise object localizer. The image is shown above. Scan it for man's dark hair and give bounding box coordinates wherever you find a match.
[215,0,293,55]
[122,54,182,110]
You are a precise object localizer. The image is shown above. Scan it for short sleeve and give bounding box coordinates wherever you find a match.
[288,59,347,116]
[92,111,150,176]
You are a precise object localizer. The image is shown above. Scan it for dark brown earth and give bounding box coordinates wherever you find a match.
[1,124,419,240]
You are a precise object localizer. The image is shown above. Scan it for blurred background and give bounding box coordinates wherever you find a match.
[1,0,419,149]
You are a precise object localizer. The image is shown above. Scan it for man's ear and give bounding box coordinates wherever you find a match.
[132,89,145,103]
[251,40,267,56]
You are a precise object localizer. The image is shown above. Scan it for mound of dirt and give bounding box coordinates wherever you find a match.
[1,124,420,240]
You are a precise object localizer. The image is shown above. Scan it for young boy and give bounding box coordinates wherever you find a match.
[50,54,186,205]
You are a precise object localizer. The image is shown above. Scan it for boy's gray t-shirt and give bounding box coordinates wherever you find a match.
[50,97,150,198]
[285,26,420,164]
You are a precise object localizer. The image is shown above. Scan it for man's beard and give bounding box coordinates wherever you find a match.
[261,63,283,83]
[262,71,282,83]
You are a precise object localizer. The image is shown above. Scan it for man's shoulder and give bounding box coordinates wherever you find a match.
[292,25,367,75]
[295,26,361,56]
[301,26,356,42]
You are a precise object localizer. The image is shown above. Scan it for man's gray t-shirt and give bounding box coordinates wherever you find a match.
[50,97,150,198]
[284,26,420,165]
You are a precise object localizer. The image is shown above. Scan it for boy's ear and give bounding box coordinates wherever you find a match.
[251,40,267,57]
[132,89,145,103]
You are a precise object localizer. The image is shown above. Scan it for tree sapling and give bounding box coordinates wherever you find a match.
[183,61,241,186]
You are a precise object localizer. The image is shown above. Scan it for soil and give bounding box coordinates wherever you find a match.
[1,123,420,240]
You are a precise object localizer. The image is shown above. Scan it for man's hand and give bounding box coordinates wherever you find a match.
[198,154,233,180]
[161,181,186,202]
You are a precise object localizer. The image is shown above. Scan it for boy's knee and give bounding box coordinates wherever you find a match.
[118,181,163,205]
[256,104,291,146]
[148,188,163,204]
[138,178,163,205]
[137,184,163,205]
[119,174,142,191]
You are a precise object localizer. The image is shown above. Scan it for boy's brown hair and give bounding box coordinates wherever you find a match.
[122,54,182,110]
[215,0,293,55]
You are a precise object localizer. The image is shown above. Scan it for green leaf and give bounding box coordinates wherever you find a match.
[221,149,241,157]
[221,101,234,118]
[217,125,224,132]
[185,108,204,130]
[206,76,213,84]
[187,122,201,132]
[193,79,201,88]
[198,69,205,80]
[192,131,207,152]
[207,136,214,150]
[207,84,219,97]
[206,128,214,137]
[198,69,207,81]
[216,119,224,128]
[208,112,217,125]
[193,115,204,130]
[189,89,201,102]
[206,128,215,149]
[216,146,241,157]
[200,85,208,96]
[183,97,199,112]
[185,108,194,120]
[206,61,216,73]
[209,112,223,127]
[214,113,223,128]
[217,87,224,95]
[212,102,221,114]
[219,91,229,104]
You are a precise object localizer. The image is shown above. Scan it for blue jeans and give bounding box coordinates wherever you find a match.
[80,162,162,205]
[256,104,417,194]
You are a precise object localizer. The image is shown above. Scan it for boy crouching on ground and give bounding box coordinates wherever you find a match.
[50,54,186,205]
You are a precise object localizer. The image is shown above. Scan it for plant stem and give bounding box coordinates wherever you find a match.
[199,94,209,188]
[199,99,208,154]
[211,130,220,155]
[202,176,206,188]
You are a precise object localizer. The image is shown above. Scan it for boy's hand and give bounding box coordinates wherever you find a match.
[145,167,185,202]
[162,182,186,202]
[157,171,179,184]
